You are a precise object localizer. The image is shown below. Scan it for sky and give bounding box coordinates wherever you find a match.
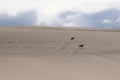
[0,0,120,28]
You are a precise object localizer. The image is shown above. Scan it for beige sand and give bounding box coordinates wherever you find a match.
[0,27,120,80]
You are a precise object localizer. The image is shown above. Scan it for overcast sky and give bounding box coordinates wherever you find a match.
[0,0,120,28]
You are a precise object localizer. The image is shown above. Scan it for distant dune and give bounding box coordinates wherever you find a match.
[0,27,120,80]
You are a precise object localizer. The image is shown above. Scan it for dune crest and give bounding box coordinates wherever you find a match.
[0,27,120,80]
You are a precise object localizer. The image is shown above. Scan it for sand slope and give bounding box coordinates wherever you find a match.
[0,27,120,80]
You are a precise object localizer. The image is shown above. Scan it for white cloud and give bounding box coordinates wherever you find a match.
[0,0,120,16]
[0,0,120,27]
[62,23,77,27]
[102,19,113,24]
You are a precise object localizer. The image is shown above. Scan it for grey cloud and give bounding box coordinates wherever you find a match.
[0,10,38,26]
[51,8,120,29]
[0,8,120,28]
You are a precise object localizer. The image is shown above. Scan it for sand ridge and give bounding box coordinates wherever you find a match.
[0,27,120,80]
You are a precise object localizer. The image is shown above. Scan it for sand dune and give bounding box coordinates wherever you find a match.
[0,27,120,80]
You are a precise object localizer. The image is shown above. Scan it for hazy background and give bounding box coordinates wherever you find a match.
[0,0,120,28]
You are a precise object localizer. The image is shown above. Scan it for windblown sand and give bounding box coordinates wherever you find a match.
[0,27,120,80]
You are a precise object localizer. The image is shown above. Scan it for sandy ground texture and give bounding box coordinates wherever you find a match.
[0,27,120,80]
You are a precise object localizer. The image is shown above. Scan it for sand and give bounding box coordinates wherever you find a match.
[0,27,120,80]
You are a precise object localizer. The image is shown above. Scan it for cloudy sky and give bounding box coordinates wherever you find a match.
[0,0,120,28]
